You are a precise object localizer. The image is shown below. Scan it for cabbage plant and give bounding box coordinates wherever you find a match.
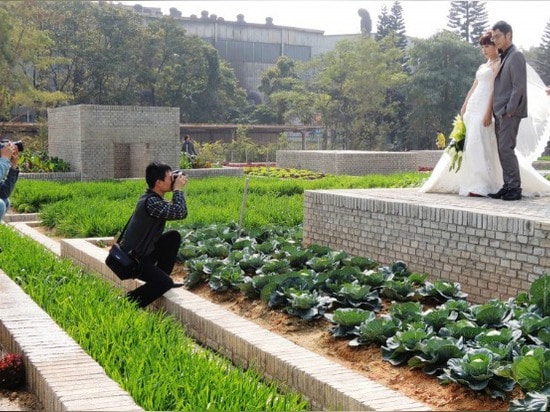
[381,325,432,366]
[418,279,468,303]
[332,283,381,311]
[325,308,371,338]
[349,313,399,346]
[285,290,335,321]
[438,348,515,399]
[408,336,465,375]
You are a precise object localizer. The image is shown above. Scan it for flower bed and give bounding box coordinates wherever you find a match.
[176,222,550,411]
[223,162,277,167]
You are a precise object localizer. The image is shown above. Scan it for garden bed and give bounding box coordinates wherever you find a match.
[6,173,542,410]
[174,267,516,412]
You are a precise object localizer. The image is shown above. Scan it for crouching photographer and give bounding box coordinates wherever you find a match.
[0,140,22,221]
[118,162,188,308]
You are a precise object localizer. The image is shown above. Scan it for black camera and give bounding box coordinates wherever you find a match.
[0,139,24,152]
[171,169,185,189]
[171,169,185,182]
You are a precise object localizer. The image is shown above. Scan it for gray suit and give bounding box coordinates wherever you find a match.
[492,44,527,190]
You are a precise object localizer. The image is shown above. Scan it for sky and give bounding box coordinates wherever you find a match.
[117,1,550,50]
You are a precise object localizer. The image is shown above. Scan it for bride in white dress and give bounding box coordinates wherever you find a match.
[420,32,550,197]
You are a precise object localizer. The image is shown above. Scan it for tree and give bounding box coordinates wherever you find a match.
[390,2,408,51]
[406,31,483,149]
[447,1,489,44]
[4,1,247,123]
[19,1,144,105]
[0,2,70,120]
[376,2,407,51]
[375,5,393,41]
[143,18,246,123]
[535,19,550,84]
[0,5,14,120]
[255,56,306,124]
[307,37,408,150]
[373,2,410,149]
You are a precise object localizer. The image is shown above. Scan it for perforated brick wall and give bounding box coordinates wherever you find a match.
[47,105,180,181]
[276,150,443,175]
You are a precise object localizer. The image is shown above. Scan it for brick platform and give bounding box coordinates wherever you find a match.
[304,188,550,303]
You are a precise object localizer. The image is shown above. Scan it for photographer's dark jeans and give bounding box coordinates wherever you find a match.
[126,230,181,308]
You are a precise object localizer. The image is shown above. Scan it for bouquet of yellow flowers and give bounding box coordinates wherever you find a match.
[435,131,446,149]
[445,114,466,172]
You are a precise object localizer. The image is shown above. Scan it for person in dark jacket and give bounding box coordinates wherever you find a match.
[181,135,197,156]
[120,161,188,308]
[0,142,20,221]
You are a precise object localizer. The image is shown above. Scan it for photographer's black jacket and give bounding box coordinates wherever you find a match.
[120,189,187,257]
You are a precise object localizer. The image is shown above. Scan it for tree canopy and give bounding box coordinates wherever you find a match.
[0,1,247,123]
[535,19,550,85]
[406,31,483,149]
[2,0,549,151]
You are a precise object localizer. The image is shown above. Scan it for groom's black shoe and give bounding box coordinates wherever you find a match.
[488,187,508,199]
[502,188,522,201]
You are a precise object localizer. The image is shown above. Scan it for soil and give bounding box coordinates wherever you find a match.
[170,266,521,411]
[0,390,42,412]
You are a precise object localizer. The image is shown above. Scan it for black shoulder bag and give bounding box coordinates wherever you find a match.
[105,215,141,280]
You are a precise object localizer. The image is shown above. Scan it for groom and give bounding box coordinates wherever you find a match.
[488,21,527,201]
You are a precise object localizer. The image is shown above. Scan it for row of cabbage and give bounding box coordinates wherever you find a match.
[177,222,550,411]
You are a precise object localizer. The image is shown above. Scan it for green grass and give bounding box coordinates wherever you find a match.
[12,172,426,237]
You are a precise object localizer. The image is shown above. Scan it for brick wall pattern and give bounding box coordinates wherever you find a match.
[276,150,444,175]
[303,189,550,304]
[47,105,180,181]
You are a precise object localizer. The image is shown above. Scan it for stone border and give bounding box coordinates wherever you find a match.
[276,150,443,175]
[5,218,429,411]
[0,272,142,411]
[20,172,81,182]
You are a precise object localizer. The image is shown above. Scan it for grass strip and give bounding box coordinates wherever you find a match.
[12,172,427,237]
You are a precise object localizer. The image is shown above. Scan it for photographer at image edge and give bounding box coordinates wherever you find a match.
[119,161,188,308]
[0,140,22,222]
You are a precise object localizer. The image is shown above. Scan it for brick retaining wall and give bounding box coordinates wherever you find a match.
[20,172,81,182]
[276,150,443,175]
[303,188,550,303]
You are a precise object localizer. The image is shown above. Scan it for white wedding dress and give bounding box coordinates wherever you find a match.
[420,62,550,197]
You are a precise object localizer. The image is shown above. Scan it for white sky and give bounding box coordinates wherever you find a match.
[118,1,550,50]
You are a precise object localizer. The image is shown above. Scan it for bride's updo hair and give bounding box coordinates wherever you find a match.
[479,31,494,46]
